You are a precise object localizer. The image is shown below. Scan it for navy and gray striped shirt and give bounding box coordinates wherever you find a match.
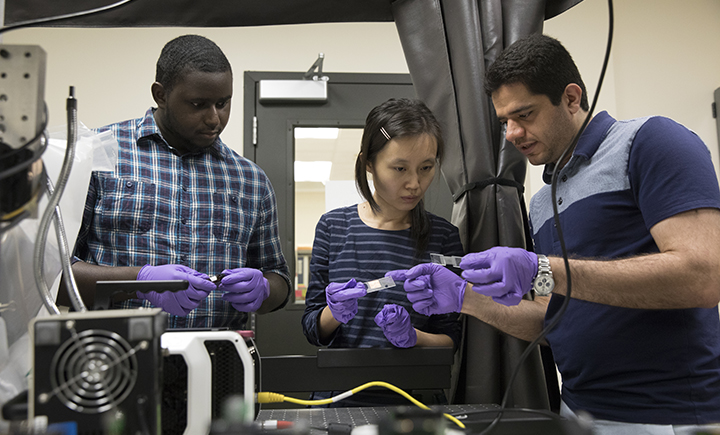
[532,111,720,424]
[302,205,464,348]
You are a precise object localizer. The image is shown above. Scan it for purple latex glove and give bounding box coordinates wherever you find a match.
[374,304,417,348]
[326,279,367,324]
[386,264,466,316]
[136,264,216,316]
[460,246,538,306]
[218,268,270,312]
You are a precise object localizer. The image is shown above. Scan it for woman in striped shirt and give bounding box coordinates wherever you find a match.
[301,98,464,406]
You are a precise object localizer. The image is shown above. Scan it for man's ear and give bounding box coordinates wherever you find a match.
[151,82,167,108]
[564,83,583,114]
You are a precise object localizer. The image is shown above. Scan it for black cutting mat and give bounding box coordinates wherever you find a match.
[257,404,498,435]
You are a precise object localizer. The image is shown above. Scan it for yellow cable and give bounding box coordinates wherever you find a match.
[256,381,465,429]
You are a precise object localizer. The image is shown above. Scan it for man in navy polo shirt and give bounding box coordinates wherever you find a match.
[391,34,720,434]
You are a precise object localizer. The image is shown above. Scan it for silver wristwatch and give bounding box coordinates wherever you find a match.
[532,254,555,296]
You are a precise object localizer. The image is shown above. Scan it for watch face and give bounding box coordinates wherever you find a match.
[534,276,555,295]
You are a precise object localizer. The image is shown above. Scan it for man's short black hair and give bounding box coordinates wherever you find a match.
[484,34,589,111]
[155,34,232,91]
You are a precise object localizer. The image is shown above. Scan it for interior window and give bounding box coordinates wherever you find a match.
[293,127,364,302]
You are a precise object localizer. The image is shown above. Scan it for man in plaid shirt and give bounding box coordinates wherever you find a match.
[59,35,291,329]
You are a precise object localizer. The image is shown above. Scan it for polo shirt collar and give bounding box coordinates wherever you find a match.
[542,110,615,184]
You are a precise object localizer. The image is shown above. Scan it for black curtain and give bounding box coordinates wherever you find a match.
[3,0,394,27]
[393,0,580,408]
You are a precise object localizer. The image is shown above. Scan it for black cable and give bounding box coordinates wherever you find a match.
[0,103,49,181]
[0,113,48,234]
[135,395,152,435]
[478,1,614,433]
[0,0,137,35]
[453,406,567,430]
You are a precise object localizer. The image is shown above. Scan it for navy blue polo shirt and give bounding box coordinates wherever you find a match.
[530,111,720,424]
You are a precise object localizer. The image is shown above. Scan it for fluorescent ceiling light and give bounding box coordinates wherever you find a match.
[295,161,332,182]
[294,127,339,139]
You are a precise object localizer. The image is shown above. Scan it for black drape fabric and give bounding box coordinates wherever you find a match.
[392,0,580,408]
[3,0,394,27]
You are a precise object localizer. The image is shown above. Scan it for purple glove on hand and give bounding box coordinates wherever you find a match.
[460,246,538,306]
[218,268,270,312]
[374,304,417,348]
[326,279,367,324]
[136,264,216,316]
[386,264,466,316]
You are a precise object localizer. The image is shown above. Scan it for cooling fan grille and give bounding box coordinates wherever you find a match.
[31,309,165,433]
[49,328,139,414]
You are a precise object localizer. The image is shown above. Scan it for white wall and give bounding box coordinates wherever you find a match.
[537,0,720,201]
[3,23,408,154]
[5,0,720,208]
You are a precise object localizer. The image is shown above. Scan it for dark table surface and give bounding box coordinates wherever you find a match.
[256,404,588,435]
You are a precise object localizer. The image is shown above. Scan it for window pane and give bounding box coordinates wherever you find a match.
[293,127,363,302]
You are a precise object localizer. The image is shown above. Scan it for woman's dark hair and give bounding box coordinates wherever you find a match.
[355,98,444,260]
[156,34,232,92]
[484,34,589,111]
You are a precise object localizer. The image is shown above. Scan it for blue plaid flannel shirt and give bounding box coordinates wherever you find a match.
[74,108,291,328]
